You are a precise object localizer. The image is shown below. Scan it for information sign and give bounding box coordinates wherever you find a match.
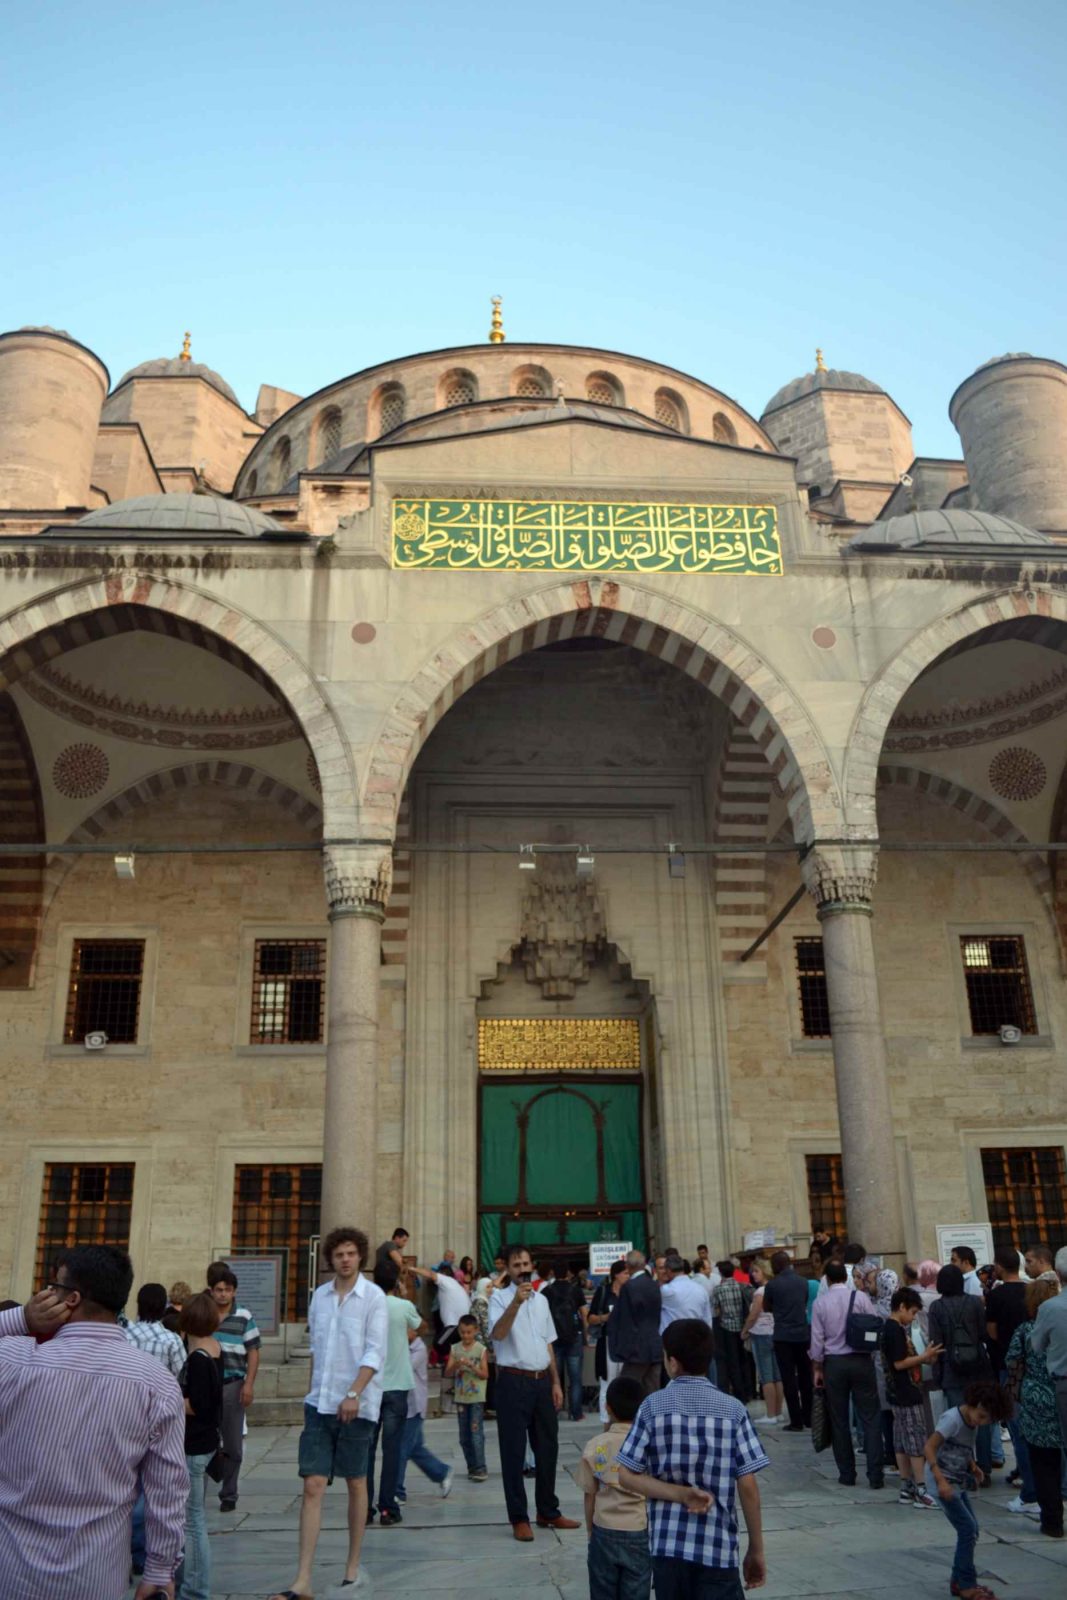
[935,1223,995,1268]
[589,1241,631,1276]
[220,1252,285,1338]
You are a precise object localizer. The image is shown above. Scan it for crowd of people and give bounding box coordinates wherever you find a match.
[0,1227,1065,1600]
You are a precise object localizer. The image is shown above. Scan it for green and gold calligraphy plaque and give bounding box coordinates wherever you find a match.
[478,1017,641,1072]
[391,498,782,574]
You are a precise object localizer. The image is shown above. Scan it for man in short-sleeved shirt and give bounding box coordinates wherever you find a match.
[207,1263,262,1510]
[368,1264,425,1521]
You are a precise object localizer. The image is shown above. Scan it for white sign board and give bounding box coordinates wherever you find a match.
[589,1241,631,1276]
[935,1223,995,1268]
[742,1228,779,1251]
[221,1253,285,1338]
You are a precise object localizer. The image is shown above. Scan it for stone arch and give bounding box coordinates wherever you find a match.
[40,758,324,921]
[876,763,1056,943]
[0,691,45,987]
[0,571,356,839]
[361,577,839,844]
[845,587,1067,831]
[710,720,778,981]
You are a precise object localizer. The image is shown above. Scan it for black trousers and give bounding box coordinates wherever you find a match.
[715,1327,748,1401]
[1029,1441,1065,1534]
[774,1340,813,1427]
[495,1369,560,1525]
[822,1353,883,1485]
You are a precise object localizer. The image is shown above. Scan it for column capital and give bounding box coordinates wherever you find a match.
[802,843,879,916]
[323,844,392,921]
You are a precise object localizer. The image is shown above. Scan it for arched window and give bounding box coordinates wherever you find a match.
[440,369,477,407]
[379,386,406,433]
[245,469,258,496]
[511,364,551,399]
[654,388,686,432]
[586,371,623,406]
[314,407,342,466]
[713,411,737,445]
[271,436,291,491]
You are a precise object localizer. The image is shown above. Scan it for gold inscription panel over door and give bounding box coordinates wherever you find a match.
[478,1017,641,1072]
[392,499,782,574]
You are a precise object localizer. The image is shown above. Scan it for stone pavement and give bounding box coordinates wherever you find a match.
[189,1415,1067,1600]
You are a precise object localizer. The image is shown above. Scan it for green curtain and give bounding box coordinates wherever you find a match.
[480,1087,521,1205]
[599,1084,641,1205]
[526,1092,599,1203]
[479,1211,502,1268]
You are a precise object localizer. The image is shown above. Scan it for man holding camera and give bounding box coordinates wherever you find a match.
[489,1244,581,1542]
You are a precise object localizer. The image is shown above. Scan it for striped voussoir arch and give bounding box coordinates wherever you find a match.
[362,580,835,845]
[0,693,44,988]
[382,791,412,971]
[712,723,777,981]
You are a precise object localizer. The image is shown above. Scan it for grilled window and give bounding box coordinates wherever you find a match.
[981,1146,1067,1250]
[960,935,1037,1035]
[251,939,326,1044]
[315,407,342,465]
[64,940,144,1044]
[379,388,406,432]
[805,1153,847,1240]
[232,1163,322,1320]
[35,1162,134,1288]
[795,937,831,1037]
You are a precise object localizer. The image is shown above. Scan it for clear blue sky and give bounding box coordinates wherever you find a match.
[4,1,1065,456]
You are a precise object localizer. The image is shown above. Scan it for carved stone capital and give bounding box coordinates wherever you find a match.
[323,845,392,920]
[802,844,879,916]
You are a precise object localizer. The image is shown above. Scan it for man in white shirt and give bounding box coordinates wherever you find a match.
[660,1253,714,1331]
[489,1244,580,1542]
[270,1227,387,1600]
[951,1246,984,1297]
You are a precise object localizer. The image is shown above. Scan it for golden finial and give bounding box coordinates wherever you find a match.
[489,296,505,344]
[815,347,827,373]
[179,331,192,363]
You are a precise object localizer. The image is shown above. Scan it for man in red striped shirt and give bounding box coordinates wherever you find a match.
[0,1245,188,1600]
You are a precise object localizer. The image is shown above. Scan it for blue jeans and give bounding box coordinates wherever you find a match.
[367,1389,409,1514]
[554,1337,584,1419]
[588,1524,652,1600]
[130,1477,146,1567]
[397,1414,449,1493]
[650,1557,744,1598]
[457,1401,486,1473]
[939,1488,979,1592]
[176,1451,213,1600]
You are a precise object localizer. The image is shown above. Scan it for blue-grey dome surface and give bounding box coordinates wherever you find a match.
[75,493,282,537]
[847,508,1049,551]
[116,356,240,406]
[763,368,885,415]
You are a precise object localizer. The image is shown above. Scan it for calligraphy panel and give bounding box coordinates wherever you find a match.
[478,1017,642,1072]
[392,498,783,574]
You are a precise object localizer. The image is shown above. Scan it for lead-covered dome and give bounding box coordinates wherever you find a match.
[116,355,240,406]
[72,493,283,538]
[763,367,885,415]
[846,508,1050,552]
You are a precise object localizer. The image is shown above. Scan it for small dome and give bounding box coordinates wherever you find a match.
[846,508,1050,552]
[763,367,884,415]
[72,492,283,538]
[116,356,240,406]
[977,352,1034,370]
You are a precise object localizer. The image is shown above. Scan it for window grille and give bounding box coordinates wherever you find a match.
[981,1145,1067,1250]
[380,389,406,432]
[713,412,737,444]
[516,377,548,398]
[316,408,342,464]
[587,379,617,405]
[443,377,475,407]
[805,1153,847,1240]
[250,939,326,1044]
[232,1163,322,1319]
[959,935,1037,1035]
[35,1162,135,1288]
[655,395,681,429]
[64,939,144,1043]
[795,937,831,1037]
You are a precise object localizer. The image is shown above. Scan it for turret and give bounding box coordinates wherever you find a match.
[949,354,1067,533]
[0,326,109,509]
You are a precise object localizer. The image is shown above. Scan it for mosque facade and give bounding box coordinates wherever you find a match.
[1,313,1066,1318]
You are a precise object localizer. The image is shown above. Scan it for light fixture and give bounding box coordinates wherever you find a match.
[518,844,537,870]
[667,843,686,879]
[576,848,595,878]
[113,853,136,880]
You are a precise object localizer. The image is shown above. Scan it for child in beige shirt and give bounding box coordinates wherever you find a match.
[576,1376,650,1599]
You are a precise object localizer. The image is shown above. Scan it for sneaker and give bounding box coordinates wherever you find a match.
[898,1484,915,1504]
[395,1488,407,1502]
[439,1469,453,1499]
[469,1469,488,1482]
[913,1488,937,1508]
[754,1414,783,1428]
[1023,1504,1042,1521]
[1007,1494,1038,1515]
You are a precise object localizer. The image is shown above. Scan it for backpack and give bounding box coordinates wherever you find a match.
[944,1300,986,1377]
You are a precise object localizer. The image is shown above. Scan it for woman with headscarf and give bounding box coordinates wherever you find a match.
[1003,1277,1065,1538]
[869,1268,900,1469]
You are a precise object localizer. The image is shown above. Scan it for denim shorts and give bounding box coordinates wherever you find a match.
[750,1334,780,1384]
[298,1403,374,1480]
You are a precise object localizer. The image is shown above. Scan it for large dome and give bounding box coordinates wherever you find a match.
[71,492,283,538]
[846,508,1049,552]
[116,355,240,406]
[763,366,885,415]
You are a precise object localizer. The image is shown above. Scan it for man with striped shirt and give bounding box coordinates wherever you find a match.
[618,1317,768,1598]
[207,1260,262,1511]
[0,1245,188,1600]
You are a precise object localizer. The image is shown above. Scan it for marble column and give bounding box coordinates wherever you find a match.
[803,847,905,1262]
[321,845,392,1239]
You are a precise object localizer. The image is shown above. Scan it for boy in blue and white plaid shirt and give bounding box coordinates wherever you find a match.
[617,1317,768,1598]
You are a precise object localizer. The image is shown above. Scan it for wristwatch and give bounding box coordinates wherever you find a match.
[346,1389,360,1400]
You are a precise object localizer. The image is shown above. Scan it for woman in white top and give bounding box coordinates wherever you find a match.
[741,1259,783,1427]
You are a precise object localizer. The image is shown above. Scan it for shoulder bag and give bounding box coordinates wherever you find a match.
[845,1290,882,1354]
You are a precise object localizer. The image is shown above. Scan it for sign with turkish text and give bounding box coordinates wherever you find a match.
[589,1241,632,1276]
[934,1224,995,1268]
[220,1252,285,1338]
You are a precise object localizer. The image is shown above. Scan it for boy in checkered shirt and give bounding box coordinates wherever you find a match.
[617,1317,768,1598]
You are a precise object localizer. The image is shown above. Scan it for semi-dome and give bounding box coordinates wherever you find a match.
[116,355,240,406]
[763,366,885,415]
[846,508,1050,552]
[70,492,283,538]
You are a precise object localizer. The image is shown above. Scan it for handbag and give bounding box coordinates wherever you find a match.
[811,1387,833,1453]
[205,1446,225,1482]
[845,1290,882,1354]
